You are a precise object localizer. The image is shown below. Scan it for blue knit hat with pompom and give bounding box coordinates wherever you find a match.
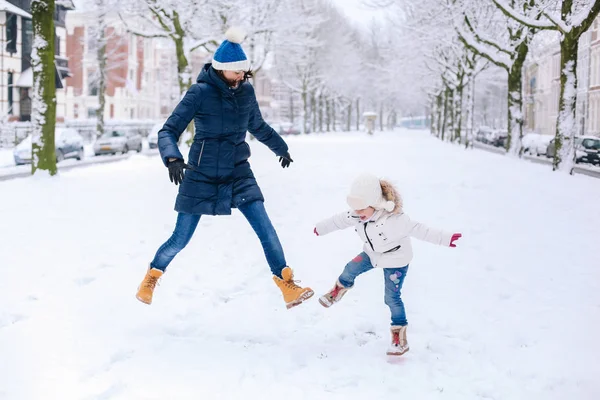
[212,27,251,71]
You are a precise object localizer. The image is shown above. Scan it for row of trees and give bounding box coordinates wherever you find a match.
[33,0,586,176]
[30,0,413,175]
[390,0,600,173]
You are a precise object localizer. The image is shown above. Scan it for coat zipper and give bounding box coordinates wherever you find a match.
[363,222,374,251]
[197,140,205,166]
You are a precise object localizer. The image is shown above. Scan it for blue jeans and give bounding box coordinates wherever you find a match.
[150,200,287,277]
[338,252,409,326]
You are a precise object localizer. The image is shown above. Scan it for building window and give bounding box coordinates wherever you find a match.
[88,72,98,96]
[591,53,595,86]
[6,13,17,53]
[592,97,600,133]
[593,98,596,132]
[592,54,596,86]
[21,18,33,71]
[590,51,600,86]
[7,72,14,114]
[74,103,79,119]
[592,98,597,132]
[110,104,114,118]
[55,34,60,56]
[88,108,97,118]
[19,88,31,121]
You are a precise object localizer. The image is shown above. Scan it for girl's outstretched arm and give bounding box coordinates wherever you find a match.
[315,211,361,236]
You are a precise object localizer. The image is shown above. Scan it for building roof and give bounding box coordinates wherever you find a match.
[57,0,76,10]
[0,0,32,18]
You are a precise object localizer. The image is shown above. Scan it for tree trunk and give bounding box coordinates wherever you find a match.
[96,2,107,139]
[332,100,336,131]
[482,97,489,127]
[346,100,352,131]
[311,91,317,134]
[389,109,397,130]
[356,98,360,131]
[289,89,295,124]
[506,42,528,156]
[441,87,449,141]
[436,92,443,138]
[31,0,57,176]
[379,103,384,131]
[553,34,579,172]
[326,99,331,132]
[447,89,455,141]
[465,77,475,149]
[319,95,323,132]
[302,89,308,134]
[172,12,191,95]
[454,81,464,143]
[430,96,437,136]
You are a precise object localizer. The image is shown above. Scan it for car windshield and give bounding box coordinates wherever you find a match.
[101,131,125,139]
[581,138,600,150]
[55,129,71,139]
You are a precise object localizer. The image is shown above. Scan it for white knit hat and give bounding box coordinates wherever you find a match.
[346,174,395,212]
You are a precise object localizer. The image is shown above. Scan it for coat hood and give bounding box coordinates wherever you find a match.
[380,179,403,214]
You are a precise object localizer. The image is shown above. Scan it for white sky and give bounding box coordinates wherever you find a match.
[70,0,387,28]
[330,0,387,28]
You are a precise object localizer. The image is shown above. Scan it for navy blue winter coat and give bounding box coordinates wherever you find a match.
[157,63,289,215]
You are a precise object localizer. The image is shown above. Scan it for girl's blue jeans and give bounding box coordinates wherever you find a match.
[338,252,409,326]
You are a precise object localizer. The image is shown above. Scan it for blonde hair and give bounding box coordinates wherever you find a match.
[379,179,403,214]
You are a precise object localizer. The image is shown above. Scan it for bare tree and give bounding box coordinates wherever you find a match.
[452,0,539,156]
[272,0,326,134]
[120,0,220,95]
[86,0,129,138]
[493,0,600,172]
[31,0,57,175]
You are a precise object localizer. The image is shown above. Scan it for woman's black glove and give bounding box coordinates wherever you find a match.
[167,159,188,185]
[279,152,293,168]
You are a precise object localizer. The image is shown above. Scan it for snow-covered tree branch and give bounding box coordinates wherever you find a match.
[493,0,600,172]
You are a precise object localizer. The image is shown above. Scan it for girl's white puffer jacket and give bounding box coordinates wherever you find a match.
[315,209,453,268]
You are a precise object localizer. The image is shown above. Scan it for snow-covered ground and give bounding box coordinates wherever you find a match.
[0,148,15,168]
[0,143,156,178]
[1,129,599,400]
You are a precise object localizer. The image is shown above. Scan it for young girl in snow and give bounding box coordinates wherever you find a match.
[313,174,461,356]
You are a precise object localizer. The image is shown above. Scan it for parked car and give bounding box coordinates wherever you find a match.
[490,130,508,148]
[545,136,600,164]
[522,132,553,156]
[13,127,84,165]
[475,126,494,144]
[93,129,143,156]
[147,123,162,149]
[274,122,302,136]
[578,137,600,165]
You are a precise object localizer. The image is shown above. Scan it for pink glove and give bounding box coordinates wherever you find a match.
[450,233,461,248]
[314,227,319,236]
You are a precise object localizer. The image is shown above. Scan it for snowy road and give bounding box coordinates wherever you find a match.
[0,145,160,181]
[472,141,600,178]
[1,129,599,400]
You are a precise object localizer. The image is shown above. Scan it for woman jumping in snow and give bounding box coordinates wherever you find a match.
[314,174,461,356]
[136,28,313,309]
